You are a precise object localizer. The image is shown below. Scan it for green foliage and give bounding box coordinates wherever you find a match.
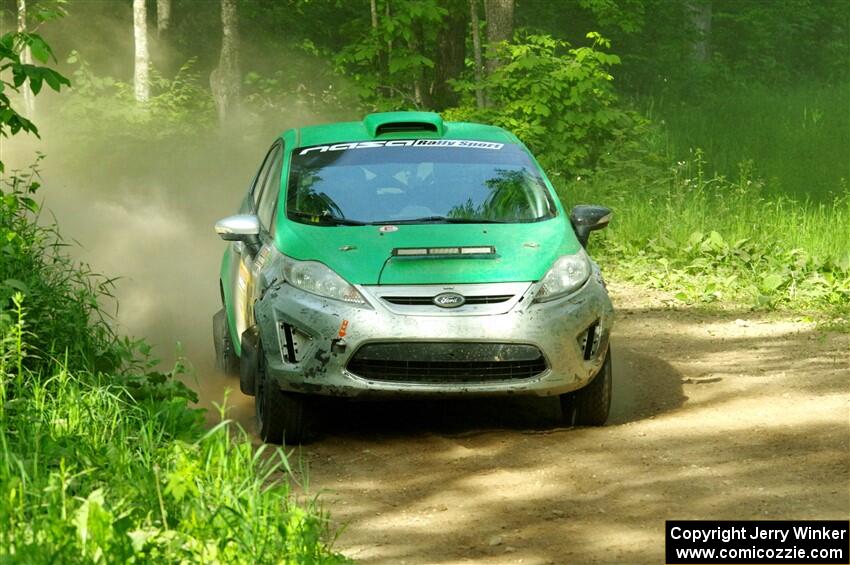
[577,0,646,33]
[332,0,447,110]
[646,82,849,200]
[446,32,636,177]
[609,230,850,310]
[241,49,357,123]
[0,307,347,562]
[708,0,849,86]
[0,163,348,562]
[59,52,215,141]
[0,31,69,151]
[517,0,848,105]
[566,150,850,314]
[0,159,122,373]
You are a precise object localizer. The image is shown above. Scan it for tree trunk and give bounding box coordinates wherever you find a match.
[408,24,430,108]
[686,0,711,63]
[432,0,467,109]
[16,0,35,117]
[469,0,484,108]
[385,1,393,57]
[133,0,150,103]
[156,0,171,37]
[484,0,513,74]
[210,0,240,123]
[372,0,390,97]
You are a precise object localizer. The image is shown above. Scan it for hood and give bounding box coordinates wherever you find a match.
[275,217,581,285]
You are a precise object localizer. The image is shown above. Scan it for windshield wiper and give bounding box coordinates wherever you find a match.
[289,212,368,226]
[371,216,506,225]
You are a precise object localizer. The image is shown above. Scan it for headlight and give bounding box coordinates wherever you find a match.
[282,256,367,304]
[535,251,591,302]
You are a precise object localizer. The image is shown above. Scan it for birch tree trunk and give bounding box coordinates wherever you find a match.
[407,24,429,108]
[133,0,150,103]
[385,1,392,58]
[210,0,240,123]
[686,0,712,63]
[484,0,513,74]
[156,0,171,37]
[469,0,485,109]
[16,0,35,117]
[371,0,389,97]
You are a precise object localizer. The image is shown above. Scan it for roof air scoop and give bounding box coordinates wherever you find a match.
[375,122,438,135]
[364,111,445,138]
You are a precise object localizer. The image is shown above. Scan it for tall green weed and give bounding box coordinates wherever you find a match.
[565,150,850,313]
[0,314,346,562]
[0,159,121,373]
[643,82,849,200]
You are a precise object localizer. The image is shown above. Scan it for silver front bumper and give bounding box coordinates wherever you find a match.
[253,274,614,397]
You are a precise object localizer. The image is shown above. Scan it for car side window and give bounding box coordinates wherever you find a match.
[251,144,278,209]
[256,144,283,233]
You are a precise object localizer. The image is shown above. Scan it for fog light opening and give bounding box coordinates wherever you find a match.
[280,323,299,363]
[579,321,602,361]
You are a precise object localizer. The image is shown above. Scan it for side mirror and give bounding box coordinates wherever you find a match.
[215,214,261,253]
[570,205,611,248]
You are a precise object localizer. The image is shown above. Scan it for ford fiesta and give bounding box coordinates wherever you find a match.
[213,112,614,444]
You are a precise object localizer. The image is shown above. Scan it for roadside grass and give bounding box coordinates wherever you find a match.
[562,150,850,323]
[0,327,345,562]
[641,81,850,200]
[0,167,348,563]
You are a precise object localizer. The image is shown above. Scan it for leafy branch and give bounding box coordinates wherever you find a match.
[0,31,70,161]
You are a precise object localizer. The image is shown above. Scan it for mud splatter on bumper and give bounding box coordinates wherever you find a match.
[253,274,614,397]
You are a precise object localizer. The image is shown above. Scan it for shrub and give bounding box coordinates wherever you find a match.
[0,170,348,562]
[0,304,346,562]
[0,159,121,373]
[59,52,216,142]
[446,32,638,177]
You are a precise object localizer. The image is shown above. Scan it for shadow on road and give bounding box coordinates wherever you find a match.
[309,342,686,440]
[192,339,687,439]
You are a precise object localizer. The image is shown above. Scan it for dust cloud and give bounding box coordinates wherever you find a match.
[0,2,360,423]
[3,104,336,426]
[3,121,303,422]
[4,129,217,415]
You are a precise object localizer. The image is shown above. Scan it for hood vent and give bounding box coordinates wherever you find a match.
[364,111,445,137]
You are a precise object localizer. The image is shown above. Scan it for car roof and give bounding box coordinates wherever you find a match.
[286,111,521,148]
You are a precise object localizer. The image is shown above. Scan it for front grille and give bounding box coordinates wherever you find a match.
[382,294,513,306]
[347,342,547,384]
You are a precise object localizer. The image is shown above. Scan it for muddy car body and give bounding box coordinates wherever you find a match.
[214,112,614,443]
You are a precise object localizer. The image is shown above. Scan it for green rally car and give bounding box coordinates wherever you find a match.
[213,111,614,444]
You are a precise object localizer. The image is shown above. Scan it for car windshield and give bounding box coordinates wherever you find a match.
[286,140,557,225]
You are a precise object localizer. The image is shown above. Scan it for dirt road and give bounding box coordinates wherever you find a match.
[208,282,849,564]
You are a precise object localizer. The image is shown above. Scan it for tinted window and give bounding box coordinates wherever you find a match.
[257,144,283,231]
[287,141,556,225]
[251,145,278,209]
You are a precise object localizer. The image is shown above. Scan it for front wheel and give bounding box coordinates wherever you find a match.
[255,365,309,444]
[560,347,612,426]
